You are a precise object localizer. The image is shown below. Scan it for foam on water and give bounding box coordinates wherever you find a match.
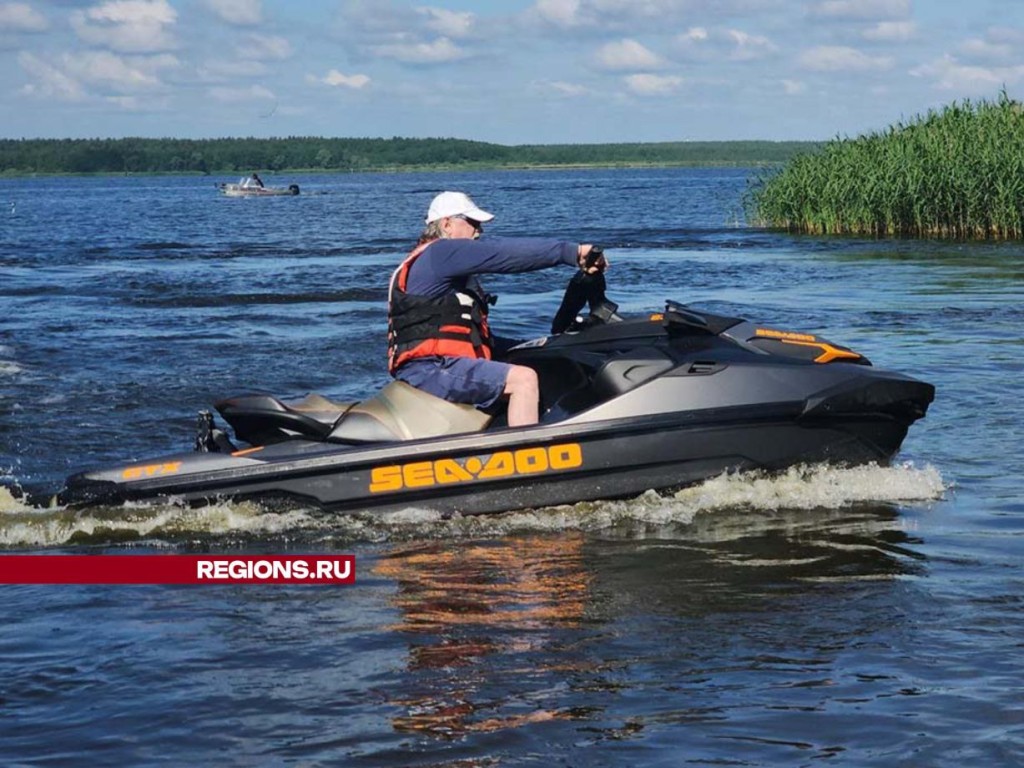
[672,461,947,510]
[0,360,24,377]
[0,486,32,514]
[0,494,323,548]
[0,462,946,549]
[365,462,946,540]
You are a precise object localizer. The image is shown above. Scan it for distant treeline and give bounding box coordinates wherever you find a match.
[0,137,816,175]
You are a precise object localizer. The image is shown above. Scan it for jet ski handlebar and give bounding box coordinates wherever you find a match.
[551,245,620,335]
[583,244,607,272]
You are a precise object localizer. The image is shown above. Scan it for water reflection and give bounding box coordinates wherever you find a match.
[584,506,926,619]
[374,533,590,738]
[372,505,926,742]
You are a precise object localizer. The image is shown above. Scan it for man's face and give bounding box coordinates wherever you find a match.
[444,215,483,239]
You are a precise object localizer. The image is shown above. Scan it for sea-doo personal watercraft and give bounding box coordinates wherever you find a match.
[59,256,934,514]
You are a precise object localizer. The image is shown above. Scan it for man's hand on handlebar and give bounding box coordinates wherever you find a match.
[577,245,609,274]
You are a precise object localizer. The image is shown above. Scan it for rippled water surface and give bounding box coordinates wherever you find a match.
[1,169,1023,766]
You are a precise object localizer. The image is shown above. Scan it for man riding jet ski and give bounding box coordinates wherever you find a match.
[58,193,934,514]
[387,191,606,427]
[59,281,934,514]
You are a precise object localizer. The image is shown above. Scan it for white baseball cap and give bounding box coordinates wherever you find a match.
[425,191,495,224]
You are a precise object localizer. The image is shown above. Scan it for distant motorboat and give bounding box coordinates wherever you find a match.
[219,179,300,197]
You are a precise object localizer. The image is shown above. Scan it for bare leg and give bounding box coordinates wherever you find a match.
[504,365,540,427]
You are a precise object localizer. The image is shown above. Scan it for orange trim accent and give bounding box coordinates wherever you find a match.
[232,446,265,457]
[439,325,471,334]
[756,328,817,343]
[649,313,664,322]
[780,339,862,364]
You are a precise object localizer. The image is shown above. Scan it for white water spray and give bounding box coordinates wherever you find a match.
[0,462,946,549]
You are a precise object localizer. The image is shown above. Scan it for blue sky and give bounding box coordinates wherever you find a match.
[2,0,1022,143]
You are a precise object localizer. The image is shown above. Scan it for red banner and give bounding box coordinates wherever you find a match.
[0,555,356,584]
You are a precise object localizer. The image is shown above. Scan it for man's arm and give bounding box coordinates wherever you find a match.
[433,237,579,278]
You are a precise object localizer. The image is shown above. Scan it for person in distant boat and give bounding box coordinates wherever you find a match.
[250,173,264,189]
[387,191,606,427]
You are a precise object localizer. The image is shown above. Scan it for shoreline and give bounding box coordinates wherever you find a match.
[0,159,784,180]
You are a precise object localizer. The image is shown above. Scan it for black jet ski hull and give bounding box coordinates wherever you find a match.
[58,300,935,514]
[59,401,921,515]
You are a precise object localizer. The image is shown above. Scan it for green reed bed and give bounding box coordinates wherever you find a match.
[747,92,1024,239]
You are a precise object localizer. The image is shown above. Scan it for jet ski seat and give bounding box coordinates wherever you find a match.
[324,382,492,443]
[216,381,492,446]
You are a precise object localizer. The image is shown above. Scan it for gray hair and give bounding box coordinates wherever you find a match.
[417,220,447,244]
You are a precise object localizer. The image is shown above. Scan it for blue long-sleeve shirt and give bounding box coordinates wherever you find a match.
[403,236,579,298]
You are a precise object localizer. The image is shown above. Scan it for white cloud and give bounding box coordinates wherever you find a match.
[105,95,143,109]
[863,20,915,42]
[336,2,478,64]
[418,7,473,38]
[198,59,268,80]
[533,79,590,96]
[62,50,165,92]
[311,69,371,89]
[959,37,1014,62]
[17,49,177,102]
[725,29,776,61]
[205,0,261,26]
[71,0,177,53]
[624,73,682,95]
[208,83,275,102]
[602,0,727,15]
[675,26,775,62]
[370,36,466,63]
[596,38,663,70]
[986,26,1024,44]
[549,80,589,96]
[799,45,893,72]
[782,79,806,95]
[529,0,776,31]
[194,36,279,88]
[530,0,583,28]
[910,55,1024,95]
[957,28,1024,62]
[17,51,86,100]
[238,33,291,60]
[102,94,168,111]
[809,0,910,20]
[0,2,48,32]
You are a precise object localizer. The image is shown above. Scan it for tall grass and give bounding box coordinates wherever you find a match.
[747,91,1024,239]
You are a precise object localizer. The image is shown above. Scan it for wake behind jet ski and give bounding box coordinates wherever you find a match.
[58,260,935,514]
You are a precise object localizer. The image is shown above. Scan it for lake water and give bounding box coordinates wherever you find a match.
[1,168,1022,766]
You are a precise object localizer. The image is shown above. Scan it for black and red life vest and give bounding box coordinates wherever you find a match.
[387,240,493,374]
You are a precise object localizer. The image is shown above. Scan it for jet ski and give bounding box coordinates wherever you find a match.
[58,254,935,514]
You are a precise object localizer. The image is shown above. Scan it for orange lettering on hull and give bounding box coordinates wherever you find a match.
[369,443,584,493]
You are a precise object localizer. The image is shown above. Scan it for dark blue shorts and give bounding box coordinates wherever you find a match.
[394,356,511,410]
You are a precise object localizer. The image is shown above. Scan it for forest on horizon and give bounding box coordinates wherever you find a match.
[0,136,817,175]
